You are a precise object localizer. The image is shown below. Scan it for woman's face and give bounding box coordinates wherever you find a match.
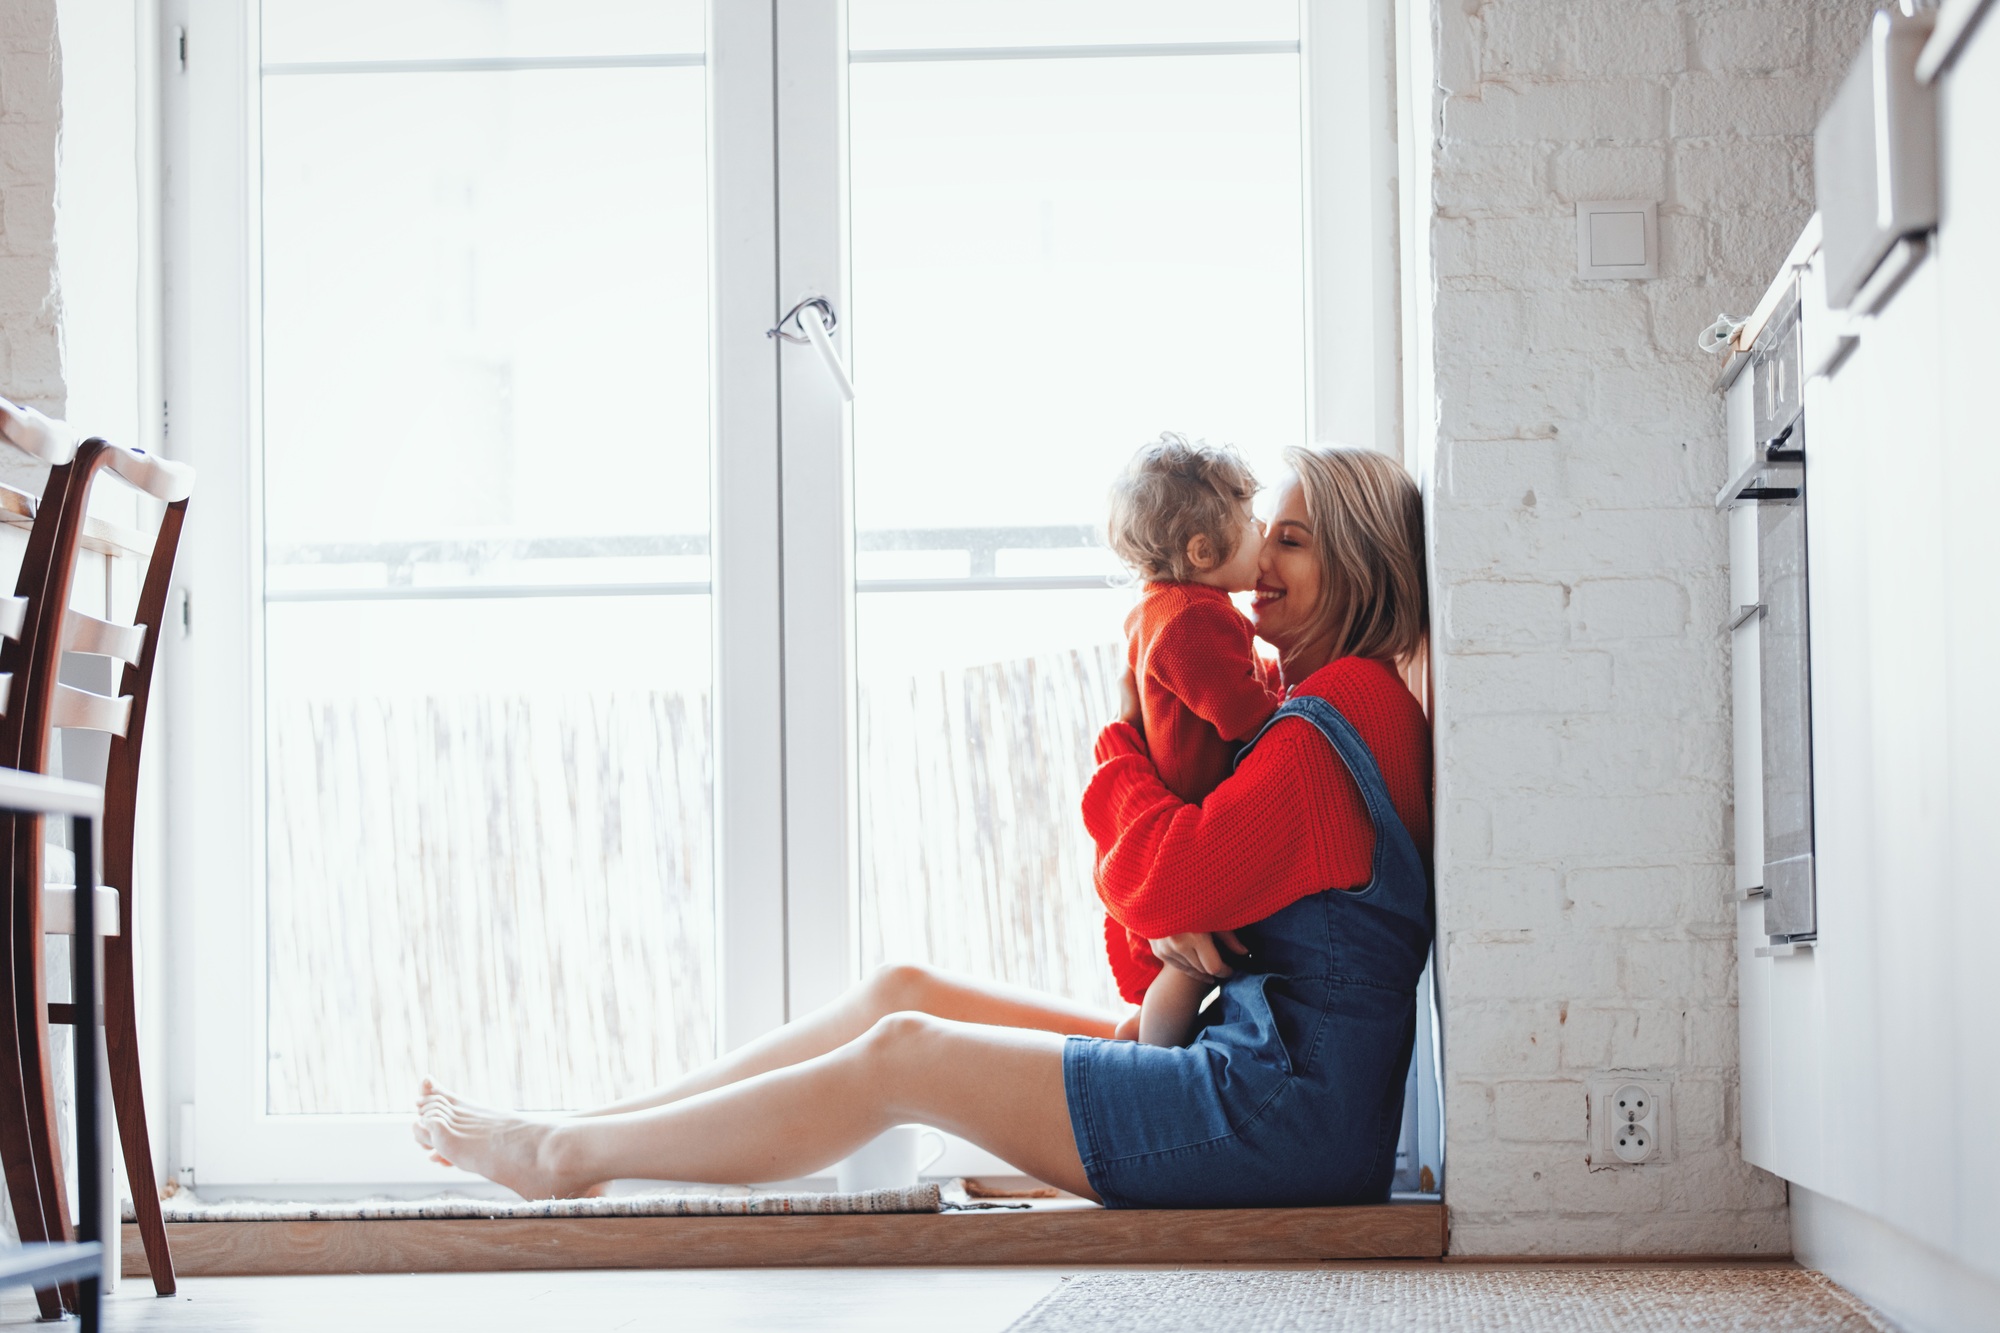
[1251,477,1324,657]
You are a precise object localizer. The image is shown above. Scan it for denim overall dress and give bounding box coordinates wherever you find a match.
[1062,694,1433,1208]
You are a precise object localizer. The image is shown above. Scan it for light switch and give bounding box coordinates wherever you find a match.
[1576,199,1658,279]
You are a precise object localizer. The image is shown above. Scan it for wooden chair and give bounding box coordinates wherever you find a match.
[0,398,191,1305]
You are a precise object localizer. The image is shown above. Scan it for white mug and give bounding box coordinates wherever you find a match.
[835,1124,947,1194]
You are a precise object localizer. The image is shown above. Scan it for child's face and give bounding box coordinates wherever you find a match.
[1190,504,1266,593]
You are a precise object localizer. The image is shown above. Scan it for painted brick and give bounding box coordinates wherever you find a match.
[1436,140,1547,215]
[1471,214,1575,286]
[1477,4,1573,80]
[1620,935,1735,1001]
[1447,928,1621,1000]
[1551,143,1670,202]
[1569,577,1687,640]
[1674,135,1811,210]
[1526,287,1655,357]
[1448,714,1567,793]
[1444,437,1567,508]
[1513,79,1673,143]
[1677,1076,1729,1148]
[1448,1080,1497,1143]
[1445,797,1493,860]
[1685,1003,1741,1069]
[1449,864,1568,932]
[1564,435,1707,509]
[1495,1079,1589,1142]
[1488,792,1723,861]
[1443,650,1615,716]
[1562,1003,1684,1069]
[1671,73,1827,138]
[1693,10,1813,74]
[1447,362,1589,438]
[1565,865,1695,929]
[1444,578,1569,651]
[1574,7,1688,78]
[1448,1002,1566,1075]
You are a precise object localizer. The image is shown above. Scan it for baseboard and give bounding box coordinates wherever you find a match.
[121,1201,1446,1276]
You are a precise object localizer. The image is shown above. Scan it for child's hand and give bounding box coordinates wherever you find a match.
[1151,931,1246,983]
[1117,665,1143,729]
[1113,1010,1141,1041]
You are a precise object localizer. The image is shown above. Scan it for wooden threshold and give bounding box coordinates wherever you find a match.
[122,1202,1445,1276]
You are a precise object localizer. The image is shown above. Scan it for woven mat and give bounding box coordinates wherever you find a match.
[123,1182,941,1222]
[1007,1269,1898,1332]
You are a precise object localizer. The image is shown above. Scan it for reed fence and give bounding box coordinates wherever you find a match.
[263,642,1123,1114]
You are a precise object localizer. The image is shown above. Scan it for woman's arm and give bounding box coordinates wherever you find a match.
[1083,716,1370,939]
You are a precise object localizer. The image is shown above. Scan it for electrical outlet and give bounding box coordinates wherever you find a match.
[1586,1074,1673,1168]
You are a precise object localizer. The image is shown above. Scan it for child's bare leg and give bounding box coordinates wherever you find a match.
[414,1014,1095,1200]
[565,965,1120,1117]
[1137,968,1211,1047]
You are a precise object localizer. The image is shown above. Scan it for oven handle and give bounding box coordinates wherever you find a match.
[1726,602,1766,634]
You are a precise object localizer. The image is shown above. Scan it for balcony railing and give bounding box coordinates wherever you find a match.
[264,525,1117,602]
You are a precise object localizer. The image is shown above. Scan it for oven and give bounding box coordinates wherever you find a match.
[1721,278,1816,948]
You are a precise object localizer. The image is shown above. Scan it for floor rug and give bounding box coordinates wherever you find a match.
[124,1182,941,1221]
[1007,1268,1896,1332]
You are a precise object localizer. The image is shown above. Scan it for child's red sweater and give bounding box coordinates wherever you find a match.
[1100,582,1283,999]
[1085,655,1433,1004]
[1124,582,1283,804]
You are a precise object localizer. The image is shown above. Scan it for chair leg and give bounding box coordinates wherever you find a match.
[0,845,63,1322]
[14,840,81,1315]
[103,935,173,1295]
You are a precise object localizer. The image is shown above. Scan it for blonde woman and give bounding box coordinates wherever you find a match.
[414,445,1432,1209]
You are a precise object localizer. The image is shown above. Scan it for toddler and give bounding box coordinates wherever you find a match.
[1101,433,1283,1047]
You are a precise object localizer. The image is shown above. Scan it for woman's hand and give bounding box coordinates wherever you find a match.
[1116,665,1143,729]
[1151,930,1247,983]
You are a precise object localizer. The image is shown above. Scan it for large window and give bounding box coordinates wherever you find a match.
[168,0,1407,1186]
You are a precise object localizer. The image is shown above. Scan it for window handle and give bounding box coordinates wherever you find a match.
[769,296,856,402]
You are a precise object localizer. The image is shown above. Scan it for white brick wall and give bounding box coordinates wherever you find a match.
[1429,0,1871,1255]
[0,0,62,491]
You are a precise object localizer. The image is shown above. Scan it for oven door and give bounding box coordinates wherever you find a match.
[1756,431,1816,940]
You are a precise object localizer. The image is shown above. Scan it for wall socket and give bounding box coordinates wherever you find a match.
[1586,1074,1673,1168]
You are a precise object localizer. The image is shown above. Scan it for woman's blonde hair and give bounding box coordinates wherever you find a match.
[1106,433,1259,583]
[1283,444,1428,667]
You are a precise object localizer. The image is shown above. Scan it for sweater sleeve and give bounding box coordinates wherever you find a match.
[1146,599,1284,742]
[1082,715,1376,939]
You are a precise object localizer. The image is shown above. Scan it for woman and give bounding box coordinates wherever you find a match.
[414,444,1432,1208]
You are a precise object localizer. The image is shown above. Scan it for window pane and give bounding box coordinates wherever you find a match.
[850,0,1298,52]
[259,21,713,1112]
[262,0,702,65]
[848,36,1307,1007]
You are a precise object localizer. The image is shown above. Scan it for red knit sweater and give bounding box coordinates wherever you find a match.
[1124,582,1284,805]
[1084,655,1433,1004]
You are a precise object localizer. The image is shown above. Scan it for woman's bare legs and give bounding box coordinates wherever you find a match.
[566,964,1122,1117]
[413,1010,1095,1201]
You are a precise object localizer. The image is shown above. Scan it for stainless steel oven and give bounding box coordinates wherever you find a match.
[1721,280,1816,947]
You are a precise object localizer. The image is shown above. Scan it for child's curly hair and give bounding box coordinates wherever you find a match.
[1106,433,1260,584]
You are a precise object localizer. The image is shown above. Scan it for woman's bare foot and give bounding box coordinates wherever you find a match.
[412,1082,594,1200]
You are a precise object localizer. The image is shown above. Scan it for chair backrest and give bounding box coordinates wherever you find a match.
[0,403,194,937]
[0,396,84,765]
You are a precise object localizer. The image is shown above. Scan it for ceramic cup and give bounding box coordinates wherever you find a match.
[835,1124,947,1194]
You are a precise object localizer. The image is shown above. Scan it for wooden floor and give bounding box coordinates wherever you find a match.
[1,1262,1815,1333]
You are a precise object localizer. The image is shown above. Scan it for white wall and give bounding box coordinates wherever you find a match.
[1424,0,1874,1254]
[1739,12,2000,1330]
[0,0,64,498]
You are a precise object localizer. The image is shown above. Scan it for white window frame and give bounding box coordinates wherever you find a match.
[164,0,1409,1189]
